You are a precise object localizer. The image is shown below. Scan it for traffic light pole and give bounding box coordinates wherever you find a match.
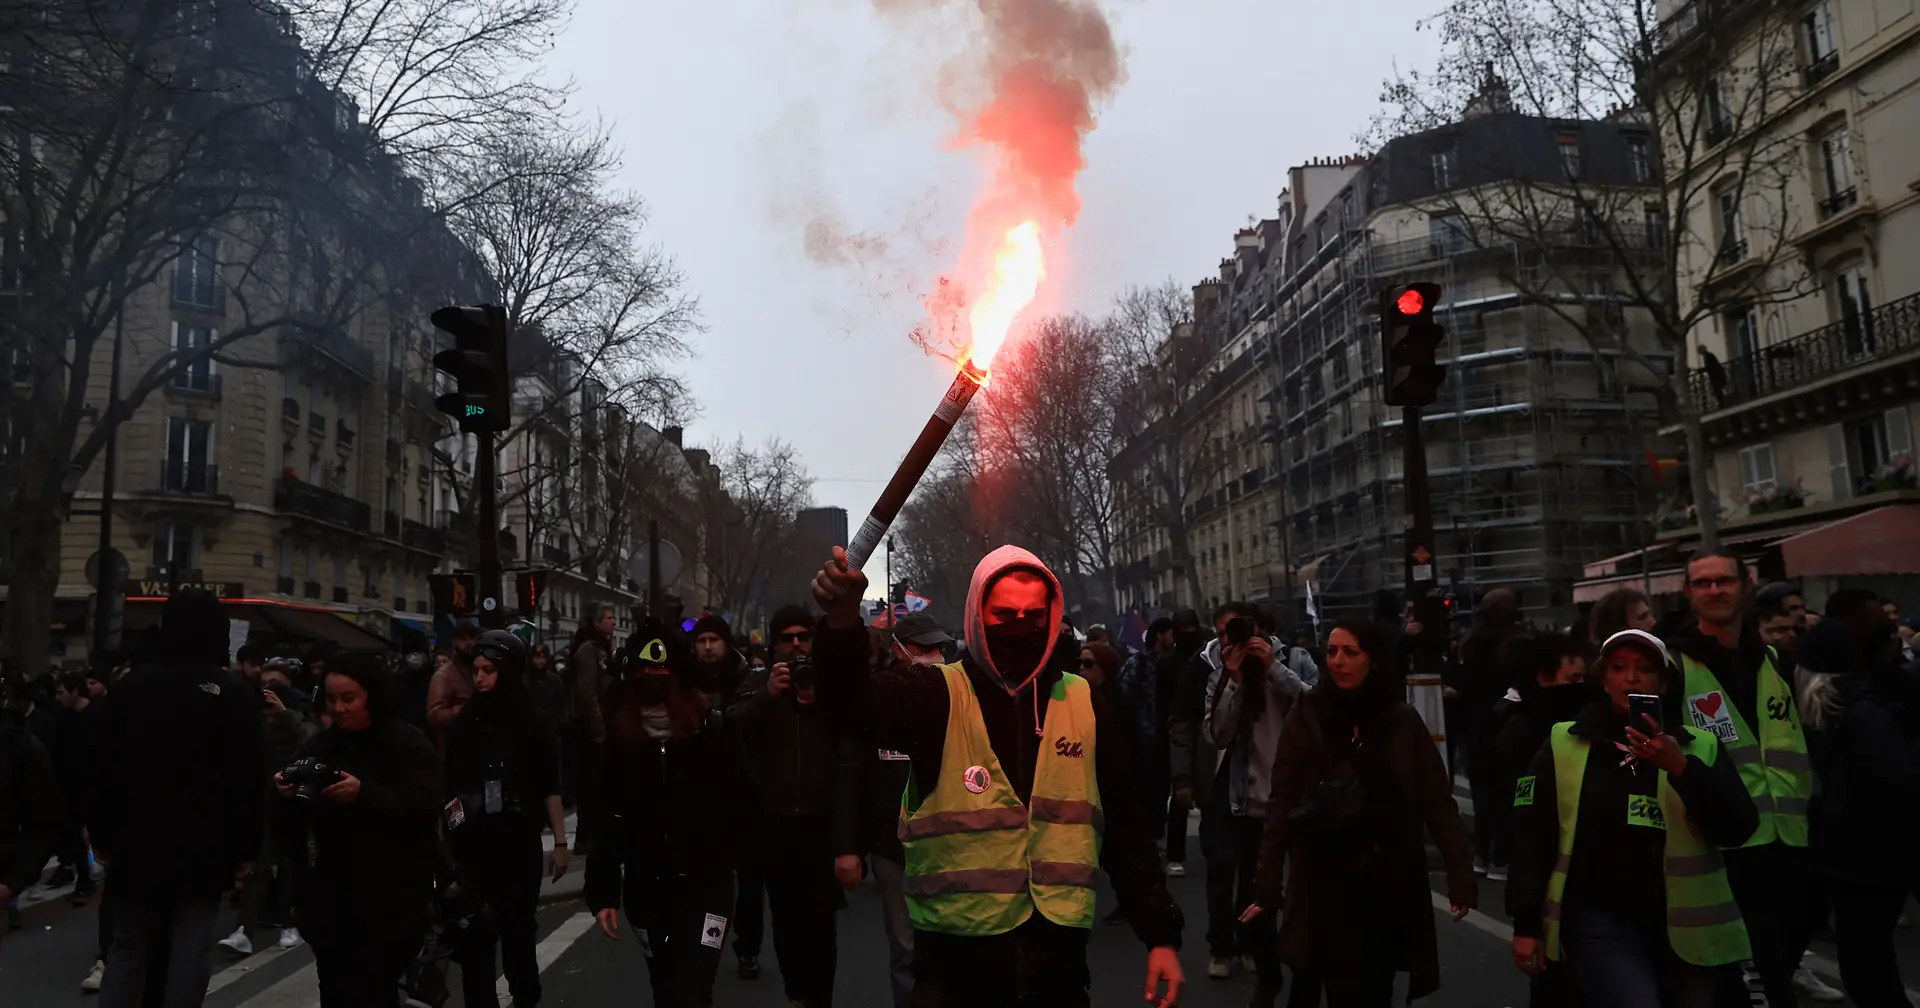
[1402,406,1446,676]
[476,427,504,630]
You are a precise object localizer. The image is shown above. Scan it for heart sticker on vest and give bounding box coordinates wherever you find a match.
[1692,692,1723,719]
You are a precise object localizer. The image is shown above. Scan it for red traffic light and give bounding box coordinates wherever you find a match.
[1396,288,1427,316]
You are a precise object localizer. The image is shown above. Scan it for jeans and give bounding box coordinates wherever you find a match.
[1566,910,1717,1008]
[453,814,545,1008]
[1828,879,1917,1007]
[763,823,840,1007]
[871,855,916,1008]
[98,891,223,1008]
[627,869,734,1008]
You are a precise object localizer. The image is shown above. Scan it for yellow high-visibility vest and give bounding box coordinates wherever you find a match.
[898,663,1103,936]
[1679,649,1811,847]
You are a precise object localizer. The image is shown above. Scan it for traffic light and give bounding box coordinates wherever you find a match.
[428,572,480,617]
[431,304,510,433]
[1379,282,1447,407]
[514,569,551,617]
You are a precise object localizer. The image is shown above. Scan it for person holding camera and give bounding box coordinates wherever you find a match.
[442,630,568,1008]
[585,620,758,1006]
[277,652,443,1007]
[728,604,865,1008]
[1506,630,1758,1007]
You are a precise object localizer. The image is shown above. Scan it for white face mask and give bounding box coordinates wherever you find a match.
[404,653,425,670]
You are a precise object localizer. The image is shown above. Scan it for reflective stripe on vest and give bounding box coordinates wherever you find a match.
[1540,723,1751,967]
[1679,651,1811,848]
[898,663,1104,936]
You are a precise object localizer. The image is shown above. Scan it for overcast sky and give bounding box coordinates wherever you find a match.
[550,0,1444,590]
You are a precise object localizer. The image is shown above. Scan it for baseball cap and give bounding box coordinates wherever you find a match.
[891,612,953,648]
[1597,629,1673,669]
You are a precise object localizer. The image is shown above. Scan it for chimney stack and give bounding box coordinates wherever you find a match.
[662,425,683,447]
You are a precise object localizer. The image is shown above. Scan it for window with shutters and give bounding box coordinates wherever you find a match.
[166,417,214,493]
[1815,123,1855,216]
[1738,443,1777,494]
[1834,264,1873,356]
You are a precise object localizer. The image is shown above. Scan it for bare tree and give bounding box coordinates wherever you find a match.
[0,0,572,673]
[1372,0,1816,547]
[1103,281,1232,604]
[699,437,815,630]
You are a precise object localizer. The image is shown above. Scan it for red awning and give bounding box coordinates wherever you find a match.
[1779,505,1920,577]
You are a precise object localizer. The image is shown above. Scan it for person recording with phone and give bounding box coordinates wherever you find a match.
[1506,630,1758,1007]
[586,621,759,1007]
[442,631,568,1008]
[276,652,443,1007]
[727,605,865,1008]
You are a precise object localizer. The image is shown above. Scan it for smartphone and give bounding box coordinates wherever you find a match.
[1628,693,1663,733]
[1225,617,1256,647]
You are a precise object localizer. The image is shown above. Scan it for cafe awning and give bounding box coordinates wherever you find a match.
[248,603,393,651]
[1779,505,1920,577]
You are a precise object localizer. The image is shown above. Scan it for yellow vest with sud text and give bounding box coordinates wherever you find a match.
[1534,723,1749,967]
[897,663,1103,936]
[1679,649,1811,847]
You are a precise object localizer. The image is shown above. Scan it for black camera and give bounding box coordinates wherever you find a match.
[1225,616,1257,646]
[787,652,815,692]
[281,756,344,801]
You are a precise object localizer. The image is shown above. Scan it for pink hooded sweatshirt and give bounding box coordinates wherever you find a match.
[963,546,1068,730]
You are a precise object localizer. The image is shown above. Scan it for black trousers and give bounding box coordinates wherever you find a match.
[1724,842,1813,1008]
[627,870,735,1008]
[309,926,421,1008]
[762,814,840,1006]
[732,868,764,959]
[1164,787,1189,864]
[453,814,544,1008]
[913,917,1093,1008]
[1828,879,1917,1008]
[574,737,605,850]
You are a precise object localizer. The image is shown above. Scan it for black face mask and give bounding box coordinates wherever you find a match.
[633,673,671,705]
[983,624,1050,683]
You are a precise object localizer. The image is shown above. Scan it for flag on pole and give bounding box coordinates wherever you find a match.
[1305,580,1320,629]
[904,591,931,613]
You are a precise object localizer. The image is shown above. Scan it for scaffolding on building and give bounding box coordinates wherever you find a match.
[1263,226,1663,629]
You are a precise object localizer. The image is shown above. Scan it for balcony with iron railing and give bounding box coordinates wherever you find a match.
[169,370,221,397]
[1817,186,1857,219]
[383,510,401,538]
[275,475,371,531]
[402,518,448,554]
[1688,290,1920,435]
[1805,50,1840,85]
[1368,222,1657,274]
[541,542,571,567]
[161,461,220,495]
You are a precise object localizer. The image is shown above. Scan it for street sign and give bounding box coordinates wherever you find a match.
[85,548,130,589]
[628,540,683,587]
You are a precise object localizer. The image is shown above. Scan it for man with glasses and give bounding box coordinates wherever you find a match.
[1667,550,1822,1006]
[727,605,864,1006]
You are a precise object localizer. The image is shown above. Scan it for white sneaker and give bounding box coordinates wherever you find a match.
[1485,864,1509,882]
[277,927,302,950]
[1165,862,1187,878]
[1239,954,1257,973]
[81,960,105,993]
[217,927,252,956]
[1206,956,1231,979]
[1792,965,1845,1003]
[1473,856,1489,876]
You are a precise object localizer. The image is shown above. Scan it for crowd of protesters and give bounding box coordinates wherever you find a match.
[4,546,1916,1008]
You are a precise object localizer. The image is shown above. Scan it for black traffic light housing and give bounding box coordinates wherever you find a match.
[1379,282,1447,407]
[431,304,510,433]
[514,568,552,618]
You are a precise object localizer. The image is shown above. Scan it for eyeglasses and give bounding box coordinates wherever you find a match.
[1688,576,1742,591]
[778,631,812,644]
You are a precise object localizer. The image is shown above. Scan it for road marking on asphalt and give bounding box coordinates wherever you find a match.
[1426,890,1918,1000]
[241,912,597,1007]
[206,944,295,995]
[496,912,594,999]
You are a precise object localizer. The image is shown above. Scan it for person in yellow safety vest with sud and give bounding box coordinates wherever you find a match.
[1507,629,1760,1006]
[1668,550,1824,1007]
[808,544,1185,1008]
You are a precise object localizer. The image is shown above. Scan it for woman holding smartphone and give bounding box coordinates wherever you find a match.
[1506,629,1759,1006]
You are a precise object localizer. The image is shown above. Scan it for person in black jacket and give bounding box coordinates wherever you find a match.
[91,589,264,1008]
[1507,630,1758,1007]
[51,672,100,904]
[277,651,443,1008]
[0,708,62,951]
[729,604,865,1008]
[810,545,1186,1008]
[1797,613,1920,1006]
[444,630,569,1008]
[586,620,758,1007]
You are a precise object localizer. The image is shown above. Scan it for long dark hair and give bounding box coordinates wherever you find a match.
[1588,588,1650,646]
[1315,618,1403,724]
[321,651,398,726]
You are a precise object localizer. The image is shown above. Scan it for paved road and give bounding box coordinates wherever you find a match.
[3,795,1913,1006]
